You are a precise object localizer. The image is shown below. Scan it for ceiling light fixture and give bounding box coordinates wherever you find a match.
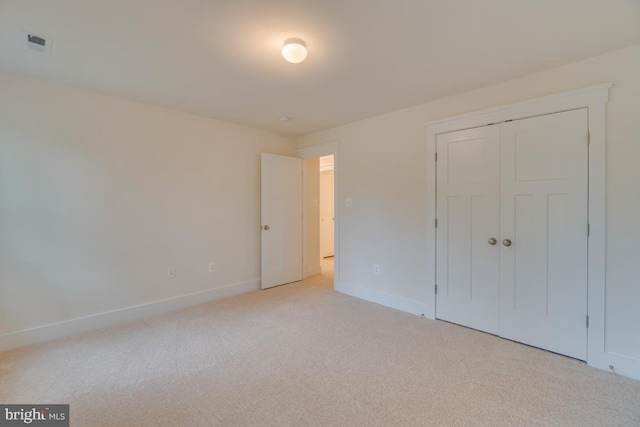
[281,38,307,64]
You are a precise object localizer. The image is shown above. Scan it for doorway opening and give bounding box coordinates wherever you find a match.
[319,155,335,283]
[299,141,340,290]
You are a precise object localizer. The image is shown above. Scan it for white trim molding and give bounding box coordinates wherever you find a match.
[297,141,341,285]
[424,83,640,380]
[0,279,260,352]
[295,141,340,159]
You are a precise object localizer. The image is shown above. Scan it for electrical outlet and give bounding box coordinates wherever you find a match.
[373,264,380,275]
[208,262,216,272]
[168,268,176,279]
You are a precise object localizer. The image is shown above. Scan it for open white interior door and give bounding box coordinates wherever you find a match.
[261,153,303,289]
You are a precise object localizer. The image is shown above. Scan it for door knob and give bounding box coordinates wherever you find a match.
[502,238,512,247]
[488,237,497,245]
[262,225,270,230]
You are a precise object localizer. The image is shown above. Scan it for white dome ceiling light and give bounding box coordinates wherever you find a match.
[281,38,307,64]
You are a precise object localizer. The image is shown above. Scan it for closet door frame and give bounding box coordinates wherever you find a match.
[425,83,612,374]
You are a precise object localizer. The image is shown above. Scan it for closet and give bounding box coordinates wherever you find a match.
[435,108,589,360]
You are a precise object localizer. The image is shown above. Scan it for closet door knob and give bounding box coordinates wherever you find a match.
[502,238,512,247]
[262,225,270,230]
[488,237,497,245]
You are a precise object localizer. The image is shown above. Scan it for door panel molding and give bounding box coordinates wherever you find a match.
[425,84,632,378]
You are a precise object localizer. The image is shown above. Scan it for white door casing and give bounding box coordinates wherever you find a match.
[261,153,303,289]
[436,125,501,335]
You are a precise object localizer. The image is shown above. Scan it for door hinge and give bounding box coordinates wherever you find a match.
[435,284,438,294]
[435,218,438,228]
[587,224,590,236]
[587,131,591,145]
[435,152,438,162]
[586,315,590,328]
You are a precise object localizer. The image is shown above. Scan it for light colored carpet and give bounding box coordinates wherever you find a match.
[1,263,640,426]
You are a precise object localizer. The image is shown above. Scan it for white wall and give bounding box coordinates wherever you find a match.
[296,45,640,363]
[0,72,295,345]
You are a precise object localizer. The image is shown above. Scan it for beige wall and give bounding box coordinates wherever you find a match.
[296,44,640,361]
[0,72,295,337]
[2,43,638,365]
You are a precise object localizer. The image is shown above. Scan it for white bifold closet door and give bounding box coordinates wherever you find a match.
[436,108,589,360]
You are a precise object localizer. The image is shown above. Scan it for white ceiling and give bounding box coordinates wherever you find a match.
[1,1,639,136]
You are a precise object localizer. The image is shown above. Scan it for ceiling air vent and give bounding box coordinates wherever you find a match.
[25,32,52,55]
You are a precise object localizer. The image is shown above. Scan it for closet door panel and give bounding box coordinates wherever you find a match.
[436,125,500,334]
[499,108,589,360]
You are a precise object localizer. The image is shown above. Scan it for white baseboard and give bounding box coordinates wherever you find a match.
[0,279,260,352]
[589,352,640,382]
[335,281,430,317]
